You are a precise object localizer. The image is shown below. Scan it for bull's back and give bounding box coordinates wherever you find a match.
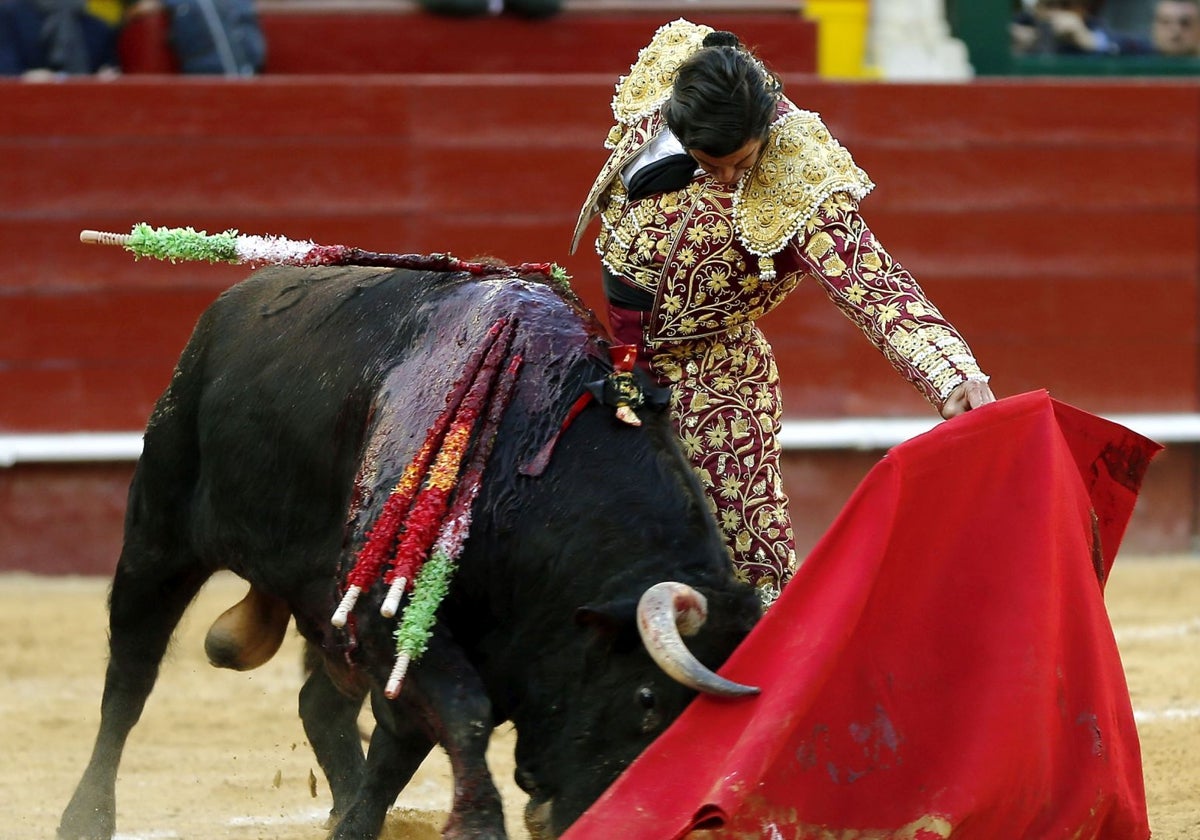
[135,265,593,583]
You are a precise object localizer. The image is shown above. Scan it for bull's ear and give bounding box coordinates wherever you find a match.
[575,598,639,646]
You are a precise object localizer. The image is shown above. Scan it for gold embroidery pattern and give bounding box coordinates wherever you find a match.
[650,325,797,608]
[599,178,806,346]
[610,19,713,129]
[734,108,875,259]
[655,182,803,343]
[793,194,986,408]
[596,169,685,294]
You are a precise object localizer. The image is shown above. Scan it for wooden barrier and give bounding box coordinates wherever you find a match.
[5,78,1196,426]
[1,75,1197,570]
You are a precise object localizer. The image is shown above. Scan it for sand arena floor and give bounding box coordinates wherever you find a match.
[2,558,1198,840]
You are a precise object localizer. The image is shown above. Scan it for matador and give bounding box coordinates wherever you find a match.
[571,19,992,607]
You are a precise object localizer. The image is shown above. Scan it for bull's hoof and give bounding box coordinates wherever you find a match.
[56,818,113,840]
[57,793,115,840]
[326,798,390,840]
[205,585,291,670]
[443,803,508,840]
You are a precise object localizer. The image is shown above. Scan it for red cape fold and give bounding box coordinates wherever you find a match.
[563,391,1159,840]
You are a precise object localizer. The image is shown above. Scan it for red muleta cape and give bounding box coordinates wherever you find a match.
[564,390,1158,840]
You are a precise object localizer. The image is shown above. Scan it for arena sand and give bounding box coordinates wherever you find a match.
[2,557,1197,839]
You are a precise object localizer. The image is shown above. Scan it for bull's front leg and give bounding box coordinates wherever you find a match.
[328,691,436,840]
[394,626,507,840]
[369,624,506,840]
[329,624,504,840]
[298,643,370,823]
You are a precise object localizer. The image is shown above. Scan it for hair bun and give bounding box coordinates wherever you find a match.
[702,31,741,49]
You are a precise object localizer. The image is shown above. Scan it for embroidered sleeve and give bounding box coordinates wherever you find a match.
[788,193,988,410]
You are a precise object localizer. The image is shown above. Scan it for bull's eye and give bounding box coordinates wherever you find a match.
[637,686,662,733]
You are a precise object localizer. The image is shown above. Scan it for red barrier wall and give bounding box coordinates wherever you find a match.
[2,74,1198,571]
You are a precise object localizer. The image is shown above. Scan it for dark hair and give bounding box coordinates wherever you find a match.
[661,31,782,157]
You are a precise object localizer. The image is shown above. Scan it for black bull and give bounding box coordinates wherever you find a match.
[59,265,762,840]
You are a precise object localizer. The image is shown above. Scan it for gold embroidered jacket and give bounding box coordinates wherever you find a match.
[571,18,987,408]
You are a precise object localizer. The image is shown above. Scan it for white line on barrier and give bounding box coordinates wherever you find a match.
[3,413,1200,466]
[0,433,144,467]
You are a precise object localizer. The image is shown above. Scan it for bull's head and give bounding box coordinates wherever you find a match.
[521,580,760,840]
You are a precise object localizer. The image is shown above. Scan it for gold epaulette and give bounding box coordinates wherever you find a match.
[606,19,712,148]
[572,20,709,255]
[733,108,876,258]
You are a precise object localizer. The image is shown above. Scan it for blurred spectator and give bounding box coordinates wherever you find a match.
[1011,0,1144,55]
[0,0,128,75]
[163,0,264,75]
[1151,0,1200,56]
[417,0,561,18]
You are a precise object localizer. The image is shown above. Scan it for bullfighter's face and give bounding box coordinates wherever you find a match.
[688,138,764,186]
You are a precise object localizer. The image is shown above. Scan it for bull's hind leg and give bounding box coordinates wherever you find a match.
[58,549,211,840]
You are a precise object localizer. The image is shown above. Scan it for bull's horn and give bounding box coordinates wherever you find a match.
[637,582,759,697]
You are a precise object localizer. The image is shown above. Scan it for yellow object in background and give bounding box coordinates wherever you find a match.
[804,0,877,79]
[86,0,126,26]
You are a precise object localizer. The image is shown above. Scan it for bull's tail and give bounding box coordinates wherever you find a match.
[204,585,292,670]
